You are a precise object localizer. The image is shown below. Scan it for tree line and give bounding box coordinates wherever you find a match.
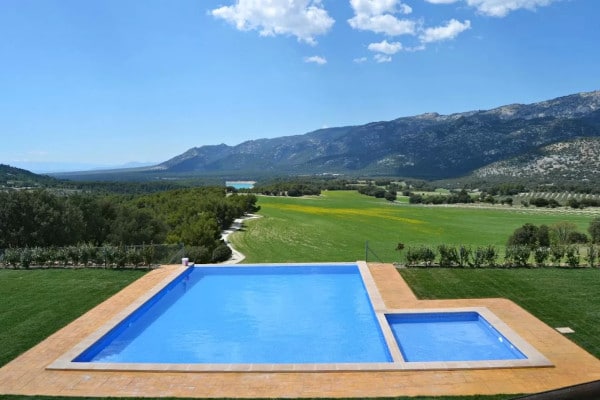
[0,188,259,265]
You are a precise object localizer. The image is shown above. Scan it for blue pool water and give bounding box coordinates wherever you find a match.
[75,265,392,364]
[386,312,527,362]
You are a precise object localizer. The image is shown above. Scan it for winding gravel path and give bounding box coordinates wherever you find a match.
[220,214,261,264]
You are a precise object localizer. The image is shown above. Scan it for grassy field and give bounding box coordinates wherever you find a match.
[231,191,595,263]
[0,269,145,367]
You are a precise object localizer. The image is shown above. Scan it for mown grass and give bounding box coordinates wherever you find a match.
[231,191,594,263]
[0,269,145,367]
[399,268,600,359]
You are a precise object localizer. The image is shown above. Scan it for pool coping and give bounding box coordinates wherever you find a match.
[47,261,552,372]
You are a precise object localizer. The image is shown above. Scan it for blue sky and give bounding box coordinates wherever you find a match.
[1,0,599,171]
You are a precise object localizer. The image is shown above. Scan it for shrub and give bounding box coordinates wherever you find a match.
[588,218,600,244]
[211,244,232,263]
[504,245,531,268]
[186,246,211,264]
[55,247,69,266]
[473,247,486,268]
[438,245,459,267]
[484,245,499,267]
[67,246,80,266]
[507,223,548,248]
[3,248,20,268]
[102,245,116,268]
[20,248,33,269]
[420,246,436,266]
[565,245,580,268]
[530,197,549,207]
[404,246,436,267]
[550,245,565,266]
[405,246,420,266]
[127,247,143,267]
[142,244,157,266]
[567,231,589,244]
[458,245,473,267]
[384,191,397,202]
[586,244,598,268]
[31,247,49,267]
[114,246,128,268]
[79,243,95,266]
[533,247,550,268]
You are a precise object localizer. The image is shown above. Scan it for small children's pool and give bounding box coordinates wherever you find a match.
[386,311,527,362]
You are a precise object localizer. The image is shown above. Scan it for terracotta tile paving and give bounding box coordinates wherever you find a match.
[1,263,600,398]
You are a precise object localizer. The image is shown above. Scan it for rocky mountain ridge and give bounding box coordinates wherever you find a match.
[153,90,600,180]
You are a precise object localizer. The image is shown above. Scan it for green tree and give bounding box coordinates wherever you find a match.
[589,218,600,244]
[507,223,539,248]
[384,191,397,202]
[550,221,578,246]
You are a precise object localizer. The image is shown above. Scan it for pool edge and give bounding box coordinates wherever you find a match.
[48,262,553,373]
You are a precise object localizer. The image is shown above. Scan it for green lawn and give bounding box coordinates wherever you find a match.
[231,191,594,263]
[0,269,145,367]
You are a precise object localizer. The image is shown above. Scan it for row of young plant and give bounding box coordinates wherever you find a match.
[0,243,186,269]
[401,244,600,268]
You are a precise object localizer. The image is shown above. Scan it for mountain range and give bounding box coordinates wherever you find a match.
[53,89,600,182]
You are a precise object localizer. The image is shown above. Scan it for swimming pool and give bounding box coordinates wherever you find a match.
[387,311,527,362]
[50,262,552,372]
[73,264,392,364]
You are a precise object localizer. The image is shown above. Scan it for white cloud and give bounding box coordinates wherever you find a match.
[348,0,415,36]
[374,54,393,63]
[399,4,413,14]
[349,0,411,16]
[368,39,402,54]
[348,14,416,36]
[466,0,555,17]
[419,19,471,43]
[210,0,334,45]
[353,57,368,63]
[304,55,327,65]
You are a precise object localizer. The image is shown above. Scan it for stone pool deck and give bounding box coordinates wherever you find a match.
[1,263,600,398]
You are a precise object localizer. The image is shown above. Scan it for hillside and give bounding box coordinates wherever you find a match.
[0,164,58,189]
[474,137,600,181]
[53,89,600,182]
[153,90,600,180]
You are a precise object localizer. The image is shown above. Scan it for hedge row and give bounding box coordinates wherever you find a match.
[402,244,600,268]
[0,244,184,269]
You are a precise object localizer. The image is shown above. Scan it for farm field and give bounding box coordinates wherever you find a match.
[230,191,596,263]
